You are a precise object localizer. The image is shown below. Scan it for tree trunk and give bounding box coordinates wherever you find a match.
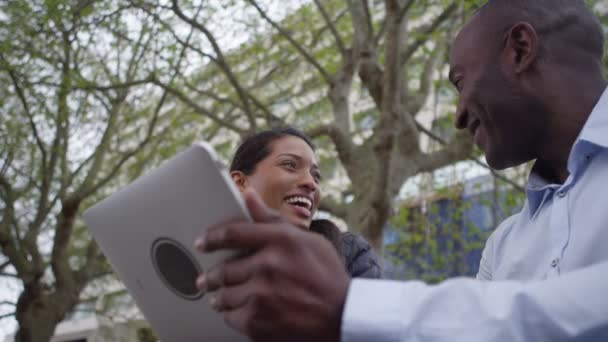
[16,312,59,342]
[15,249,81,342]
[15,292,80,342]
[15,285,62,342]
[346,193,390,255]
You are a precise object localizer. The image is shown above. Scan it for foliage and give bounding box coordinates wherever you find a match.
[385,176,526,283]
[0,0,606,339]
[0,0,215,339]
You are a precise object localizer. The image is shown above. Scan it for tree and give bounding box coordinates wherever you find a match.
[1,0,606,340]
[138,0,608,251]
[133,0,483,251]
[0,1,206,340]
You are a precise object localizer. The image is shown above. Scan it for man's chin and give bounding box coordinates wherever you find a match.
[485,150,527,170]
[484,148,508,170]
[486,157,509,170]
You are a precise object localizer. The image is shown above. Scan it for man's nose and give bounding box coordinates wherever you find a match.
[454,104,469,130]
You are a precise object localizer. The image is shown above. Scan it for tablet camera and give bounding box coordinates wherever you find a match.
[151,238,203,301]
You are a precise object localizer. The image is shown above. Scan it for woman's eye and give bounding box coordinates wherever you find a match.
[282,161,297,169]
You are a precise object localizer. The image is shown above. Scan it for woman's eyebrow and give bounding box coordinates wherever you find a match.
[276,153,319,169]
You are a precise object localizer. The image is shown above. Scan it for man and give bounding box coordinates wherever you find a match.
[195,1,608,341]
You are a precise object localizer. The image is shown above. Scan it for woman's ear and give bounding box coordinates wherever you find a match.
[230,170,248,192]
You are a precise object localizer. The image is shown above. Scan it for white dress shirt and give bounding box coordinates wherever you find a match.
[341,88,608,342]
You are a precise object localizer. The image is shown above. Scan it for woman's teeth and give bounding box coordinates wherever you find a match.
[285,196,312,210]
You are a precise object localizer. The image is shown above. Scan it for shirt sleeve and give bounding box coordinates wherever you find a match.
[476,229,495,281]
[341,260,608,342]
[476,213,518,281]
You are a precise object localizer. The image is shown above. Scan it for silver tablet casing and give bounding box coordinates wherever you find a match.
[84,142,250,341]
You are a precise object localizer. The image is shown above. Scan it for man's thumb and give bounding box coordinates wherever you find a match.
[243,188,281,223]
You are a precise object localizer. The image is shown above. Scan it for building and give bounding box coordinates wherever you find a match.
[383,174,525,281]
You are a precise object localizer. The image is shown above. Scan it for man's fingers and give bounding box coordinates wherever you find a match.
[198,257,256,292]
[208,282,252,312]
[243,188,282,223]
[197,222,282,253]
[221,303,272,340]
[222,307,250,336]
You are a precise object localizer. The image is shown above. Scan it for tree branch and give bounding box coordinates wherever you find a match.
[74,91,124,198]
[350,0,384,109]
[152,80,245,133]
[397,0,415,21]
[348,0,374,47]
[361,0,374,40]
[358,52,384,109]
[319,196,348,219]
[26,30,74,270]
[76,240,111,284]
[0,273,19,279]
[404,43,445,116]
[246,0,332,84]
[377,0,418,153]
[83,38,198,200]
[400,2,458,64]
[373,18,387,46]
[171,0,258,130]
[125,21,155,82]
[0,312,15,321]
[0,260,9,272]
[307,124,355,166]
[313,0,347,57]
[418,130,472,172]
[415,122,526,192]
[309,9,350,48]
[164,7,281,132]
[1,54,48,170]
[0,176,32,280]
[51,198,80,292]
[74,77,155,92]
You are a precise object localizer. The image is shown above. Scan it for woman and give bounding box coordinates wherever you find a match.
[229,127,382,278]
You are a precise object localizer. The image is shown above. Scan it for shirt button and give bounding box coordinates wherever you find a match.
[551,258,560,267]
[557,190,567,198]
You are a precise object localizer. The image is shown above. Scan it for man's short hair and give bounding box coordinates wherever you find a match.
[478,0,605,64]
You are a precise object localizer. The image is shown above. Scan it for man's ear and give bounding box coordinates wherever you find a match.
[230,170,248,191]
[503,22,539,74]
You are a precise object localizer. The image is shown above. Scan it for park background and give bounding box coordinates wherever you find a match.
[1,0,607,340]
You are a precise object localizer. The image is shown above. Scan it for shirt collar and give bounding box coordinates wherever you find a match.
[525,86,608,215]
[525,165,556,216]
[575,86,608,149]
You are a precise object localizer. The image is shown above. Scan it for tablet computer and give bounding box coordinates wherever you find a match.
[84,142,250,341]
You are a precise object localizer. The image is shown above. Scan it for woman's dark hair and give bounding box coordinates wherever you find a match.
[230,127,315,175]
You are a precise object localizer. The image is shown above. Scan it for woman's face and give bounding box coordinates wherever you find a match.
[231,136,321,229]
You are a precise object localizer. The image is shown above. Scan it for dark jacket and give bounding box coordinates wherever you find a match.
[339,232,383,279]
[310,219,382,279]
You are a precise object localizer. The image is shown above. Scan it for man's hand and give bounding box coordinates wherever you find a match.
[195,189,350,342]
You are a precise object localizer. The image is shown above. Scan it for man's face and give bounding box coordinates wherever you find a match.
[449,16,540,170]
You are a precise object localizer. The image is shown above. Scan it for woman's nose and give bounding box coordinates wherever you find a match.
[298,172,317,192]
